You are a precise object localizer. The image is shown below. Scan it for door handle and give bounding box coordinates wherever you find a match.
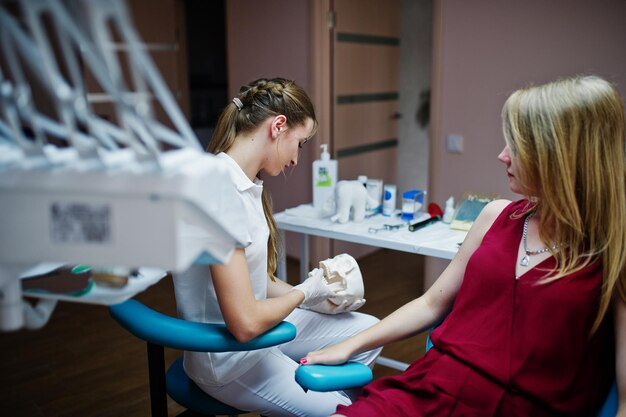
[390,112,403,120]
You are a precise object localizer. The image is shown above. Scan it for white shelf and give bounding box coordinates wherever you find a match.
[20,264,167,305]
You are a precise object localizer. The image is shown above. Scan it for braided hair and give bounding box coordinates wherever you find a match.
[208,78,317,281]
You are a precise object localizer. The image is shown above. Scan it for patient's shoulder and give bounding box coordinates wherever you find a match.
[468,199,512,237]
[482,199,512,219]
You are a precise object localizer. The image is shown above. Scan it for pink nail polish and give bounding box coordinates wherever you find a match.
[300,358,308,364]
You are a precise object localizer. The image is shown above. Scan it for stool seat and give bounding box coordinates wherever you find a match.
[166,357,243,415]
[109,299,297,416]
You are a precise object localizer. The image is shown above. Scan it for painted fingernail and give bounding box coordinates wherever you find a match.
[300,358,308,364]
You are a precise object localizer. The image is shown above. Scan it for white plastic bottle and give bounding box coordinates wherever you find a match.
[312,144,338,209]
[382,184,397,216]
[442,196,455,223]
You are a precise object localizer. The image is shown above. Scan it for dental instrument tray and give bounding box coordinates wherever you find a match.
[19,263,167,305]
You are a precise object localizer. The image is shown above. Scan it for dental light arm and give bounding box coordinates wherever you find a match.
[0,0,246,331]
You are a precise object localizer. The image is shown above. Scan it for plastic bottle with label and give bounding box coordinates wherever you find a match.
[312,144,338,209]
[382,184,397,216]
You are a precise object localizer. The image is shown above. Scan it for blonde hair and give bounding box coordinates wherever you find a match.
[208,78,317,280]
[502,75,626,331]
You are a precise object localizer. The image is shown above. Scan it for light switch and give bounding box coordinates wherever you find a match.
[446,134,464,153]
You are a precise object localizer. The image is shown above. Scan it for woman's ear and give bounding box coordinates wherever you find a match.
[271,115,287,139]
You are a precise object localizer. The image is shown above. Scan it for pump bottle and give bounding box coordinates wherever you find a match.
[312,144,338,209]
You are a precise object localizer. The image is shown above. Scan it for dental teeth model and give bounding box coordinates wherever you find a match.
[319,253,365,305]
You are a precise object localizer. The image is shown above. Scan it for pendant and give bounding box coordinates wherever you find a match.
[520,255,530,267]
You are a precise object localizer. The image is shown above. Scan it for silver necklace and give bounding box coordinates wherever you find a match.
[520,211,558,267]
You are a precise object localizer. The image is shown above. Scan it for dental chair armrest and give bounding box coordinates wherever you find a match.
[295,362,373,392]
[595,382,617,417]
[109,299,296,352]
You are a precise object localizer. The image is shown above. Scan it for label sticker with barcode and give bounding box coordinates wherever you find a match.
[50,203,112,244]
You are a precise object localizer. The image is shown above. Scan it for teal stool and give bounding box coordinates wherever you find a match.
[110,299,296,417]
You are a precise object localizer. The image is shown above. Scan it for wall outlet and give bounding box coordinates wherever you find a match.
[446,134,464,153]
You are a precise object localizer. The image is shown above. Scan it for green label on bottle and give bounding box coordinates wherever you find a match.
[316,167,332,187]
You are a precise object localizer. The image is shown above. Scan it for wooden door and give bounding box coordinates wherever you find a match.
[331,0,401,258]
[86,0,188,128]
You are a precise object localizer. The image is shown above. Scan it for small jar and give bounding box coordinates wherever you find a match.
[401,190,425,220]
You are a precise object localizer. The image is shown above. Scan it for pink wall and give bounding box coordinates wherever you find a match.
[430,0,626,205]
[226,0,314,259]
[225,0,626,268]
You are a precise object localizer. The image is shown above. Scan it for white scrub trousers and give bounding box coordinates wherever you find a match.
[193,308,382,417]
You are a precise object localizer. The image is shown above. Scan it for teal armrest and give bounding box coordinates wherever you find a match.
[109,299,296,352]
[295,362,373,392]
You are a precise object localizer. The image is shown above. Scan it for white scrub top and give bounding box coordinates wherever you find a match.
[173,152,270,386]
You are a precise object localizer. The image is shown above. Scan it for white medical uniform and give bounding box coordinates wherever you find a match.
[174,152,381,417]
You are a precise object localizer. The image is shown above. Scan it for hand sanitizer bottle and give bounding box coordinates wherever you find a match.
[313,144,338,209]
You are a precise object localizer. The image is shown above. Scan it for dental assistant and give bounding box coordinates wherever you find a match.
[173,77,381,417]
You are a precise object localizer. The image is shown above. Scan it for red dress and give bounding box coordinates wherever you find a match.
[338,200,614,417]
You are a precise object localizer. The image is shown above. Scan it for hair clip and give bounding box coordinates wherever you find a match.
[232,97,243,111]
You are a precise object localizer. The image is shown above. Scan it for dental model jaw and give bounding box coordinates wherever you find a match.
[319,253,365,305]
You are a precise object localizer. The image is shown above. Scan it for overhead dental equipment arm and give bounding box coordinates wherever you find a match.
[0,0,246,331]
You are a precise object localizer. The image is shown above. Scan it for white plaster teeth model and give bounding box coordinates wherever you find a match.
[319,253,365,306]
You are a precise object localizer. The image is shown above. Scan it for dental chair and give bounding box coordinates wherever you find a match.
[109,299,296,417]
[295,331,618,417]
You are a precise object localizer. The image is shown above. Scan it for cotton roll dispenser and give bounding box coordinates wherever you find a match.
[401,189,426,221]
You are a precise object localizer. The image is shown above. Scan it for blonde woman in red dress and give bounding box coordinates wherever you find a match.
[303,75,626,417]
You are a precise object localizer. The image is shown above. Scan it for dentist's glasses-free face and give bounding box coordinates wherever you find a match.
[271,118,315,175]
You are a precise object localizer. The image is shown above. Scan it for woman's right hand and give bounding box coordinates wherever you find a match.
[293,268,336,307]
[300,342,353,366]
